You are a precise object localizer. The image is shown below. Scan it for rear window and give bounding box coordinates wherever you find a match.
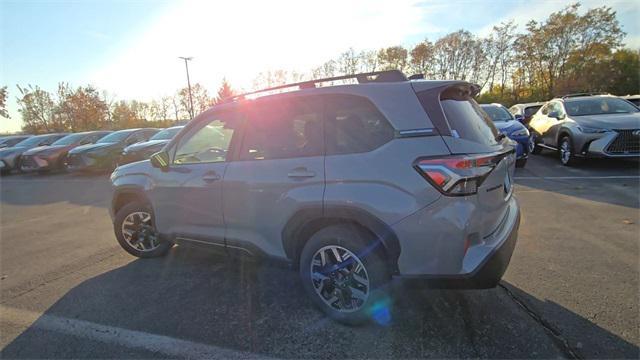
[439,87,499,145]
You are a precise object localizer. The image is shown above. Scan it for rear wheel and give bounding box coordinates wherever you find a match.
[299,224,390,325]
[559,136,578,166]
[114,201,172,258]
[529,133,542,154]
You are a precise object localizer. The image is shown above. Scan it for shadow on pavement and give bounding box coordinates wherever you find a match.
[2,246,637,359]
[0,172,111,208]
[515,153,639,209]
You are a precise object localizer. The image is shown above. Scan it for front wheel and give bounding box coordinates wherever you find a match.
[299,224,390,325]
[529,133,542,154]
[559,136,578,166]
[114,201,173,258]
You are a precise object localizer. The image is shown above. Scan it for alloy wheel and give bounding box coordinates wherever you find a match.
[121,211,159,252]
[560,139,571,165]
[310,245,370,313]
[528,133,536,153]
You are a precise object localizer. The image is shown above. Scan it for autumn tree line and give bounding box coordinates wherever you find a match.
[1,2,638,134]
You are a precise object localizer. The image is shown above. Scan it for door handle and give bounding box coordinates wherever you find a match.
[202,173,221,183]
[287,168,316,178]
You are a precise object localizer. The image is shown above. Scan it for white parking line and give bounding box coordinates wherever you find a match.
[515,176,640,180]
[0,305,272,359]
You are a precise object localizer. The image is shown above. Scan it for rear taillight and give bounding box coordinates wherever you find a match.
[414,153,504,196]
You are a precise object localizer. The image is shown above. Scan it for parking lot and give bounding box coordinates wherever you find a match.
[0,153,638,359]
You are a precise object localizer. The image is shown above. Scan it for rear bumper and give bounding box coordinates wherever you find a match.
[392,196,520,289]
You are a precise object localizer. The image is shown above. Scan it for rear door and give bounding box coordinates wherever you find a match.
[222,95,325,258]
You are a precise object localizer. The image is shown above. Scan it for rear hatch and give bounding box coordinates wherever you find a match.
[412,82,516,237]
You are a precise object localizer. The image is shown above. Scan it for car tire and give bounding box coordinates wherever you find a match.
[299,224,390,325]
[529,133,542,154]
[559,136,578,166]
[114,201,173,258]
[515,158,527,168]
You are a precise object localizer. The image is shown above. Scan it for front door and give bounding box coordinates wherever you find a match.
[151,110,244,245]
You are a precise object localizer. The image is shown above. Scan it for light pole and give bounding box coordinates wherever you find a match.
[179,56,195,119]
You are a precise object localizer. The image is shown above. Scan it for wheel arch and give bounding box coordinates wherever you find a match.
[112,187,151,218]
[282,206,401,274]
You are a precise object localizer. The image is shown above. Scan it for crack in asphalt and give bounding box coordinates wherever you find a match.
[499,283,583,360]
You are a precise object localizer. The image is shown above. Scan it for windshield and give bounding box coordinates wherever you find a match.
[565,98,640,116]
[481,105,514,122]
[51,133,87,146]
[15,135,54,147]
[97,130,134,143]
[0,137,28,146]
[150,127,182,141]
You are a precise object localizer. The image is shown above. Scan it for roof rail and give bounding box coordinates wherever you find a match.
[562,92,610,99]
[226,70,407,103]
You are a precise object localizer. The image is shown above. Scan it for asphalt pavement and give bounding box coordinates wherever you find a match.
[0,153,638,359]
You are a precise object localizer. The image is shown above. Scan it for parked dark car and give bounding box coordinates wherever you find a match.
[119,126,183,165]
[0,133,68,174]
[621,95,640,107]
[481,103,530,168]
[65,128,159,172]
[509,102,545,127]
[0,135,32,149]
[20,131,112,173]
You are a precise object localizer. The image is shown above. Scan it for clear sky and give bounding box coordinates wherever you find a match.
[1,0,638,132]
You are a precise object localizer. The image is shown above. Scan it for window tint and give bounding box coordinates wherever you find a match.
[548,102,562,115]
[524,105,541,117]
[438,87,498,145]
[325,95,394,155]
[240,97,323,160]
[174,111,242,164]
[540,104,549,115]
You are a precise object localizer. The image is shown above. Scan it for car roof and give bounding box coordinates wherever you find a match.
[556,94,617,102]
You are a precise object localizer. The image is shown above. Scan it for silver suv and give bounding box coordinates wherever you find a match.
[528,94,640,165]
[109,71,521,324]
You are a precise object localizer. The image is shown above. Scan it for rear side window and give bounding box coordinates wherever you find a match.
[524,106,541,117]
[240,97,324,160]
[438,87,498,145]
[325,95,394,155]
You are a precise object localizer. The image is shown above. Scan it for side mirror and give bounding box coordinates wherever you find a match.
[150,151,170,169]
[514,114,524,123]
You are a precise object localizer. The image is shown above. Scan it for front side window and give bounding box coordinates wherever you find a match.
[174,111,241,164]
[540,103,550,115]
[240,97,323,160]
[325,95,394,155]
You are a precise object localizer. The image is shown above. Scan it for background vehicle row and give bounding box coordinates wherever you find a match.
[0,127,183,175]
